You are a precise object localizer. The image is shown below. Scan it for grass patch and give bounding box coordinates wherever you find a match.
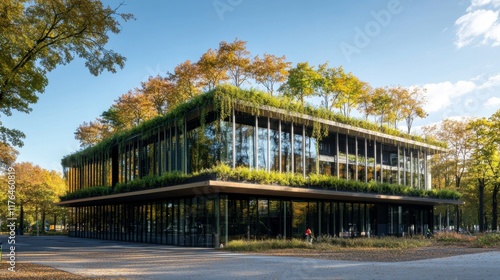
[473,233,500,248]
[224,236,432,252]
[317,236,431,249]
[433,231,475,246]
[225,239,311,252]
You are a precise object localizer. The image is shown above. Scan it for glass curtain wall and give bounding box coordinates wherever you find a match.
[65,108,432,193]
[69,197,434,246]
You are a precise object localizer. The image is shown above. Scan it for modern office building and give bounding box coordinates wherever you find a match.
[60,87,461,247]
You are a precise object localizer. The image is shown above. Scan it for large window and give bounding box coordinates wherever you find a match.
[235,113,255,168]
[319,133,336,177]
[269,119,280,172]
[293,124,303,174]
[219,119,233,166]
[305,128,317,175]
[281,121,292,173]
[258,117,269,170]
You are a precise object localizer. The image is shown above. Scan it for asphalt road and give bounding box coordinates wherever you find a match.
[2,235,499,279]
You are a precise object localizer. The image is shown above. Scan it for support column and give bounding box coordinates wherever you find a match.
[232,108,236,169]
[336,132,340,178]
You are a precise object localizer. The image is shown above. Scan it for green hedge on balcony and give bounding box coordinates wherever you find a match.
[60,164,461,201]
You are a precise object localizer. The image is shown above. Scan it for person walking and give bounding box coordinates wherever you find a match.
[305,227,312,243]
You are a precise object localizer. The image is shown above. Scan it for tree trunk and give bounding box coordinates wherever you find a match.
[20,202,24,235]
[455,174,461,190]
[478,178,485,232]
[492,183,499,231]
[42,209,46,233]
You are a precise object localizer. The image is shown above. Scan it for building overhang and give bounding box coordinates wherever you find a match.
[58,180,463,207]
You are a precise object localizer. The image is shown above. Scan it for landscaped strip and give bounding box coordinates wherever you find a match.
[60,164,461,201]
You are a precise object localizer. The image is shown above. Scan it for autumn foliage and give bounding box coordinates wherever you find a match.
[75,39,428,148]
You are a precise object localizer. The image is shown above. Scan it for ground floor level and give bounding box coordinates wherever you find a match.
[68,193,435,247]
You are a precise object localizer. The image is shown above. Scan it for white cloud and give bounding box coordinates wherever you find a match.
[423,80,477,112]
[455,1,500,48]
[421,73,500,113]
[485,96,500,107]
[469,0,500,11]
[477,73,500,89]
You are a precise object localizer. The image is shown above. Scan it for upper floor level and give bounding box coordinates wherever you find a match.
[62,87,444,194]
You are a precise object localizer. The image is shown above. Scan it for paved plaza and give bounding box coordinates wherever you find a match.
[2,235,499,279]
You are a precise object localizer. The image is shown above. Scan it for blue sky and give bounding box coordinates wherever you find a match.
[5,0,500,172]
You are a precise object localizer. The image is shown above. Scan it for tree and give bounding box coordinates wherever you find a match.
[102,90,156,131]
[387,86,407,129]
[401,86,427,134]
[218,39,252,88]
[0,141,18,167]
[74,118,113,148]
[0,162,67,234]
[489,110,500,230]
[168,60,201,99]
[0,0,133,148]
[197,48,228,91]
[370,87,393,127]
[280,62,321,105]
[423,118,472,190]
[335,73,367,118]
[141,75,175,115]
[467,118,494,231]
[467,112,500,231]
[357,85,374,121]
[316,63,344,111]
[252,54,291,96]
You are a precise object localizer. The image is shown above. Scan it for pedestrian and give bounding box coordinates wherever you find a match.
[305,227,312,243]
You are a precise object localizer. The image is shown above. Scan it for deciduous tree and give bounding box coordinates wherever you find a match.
[141,75,175,115]
[335,73,367,118]
[168,60,201,99]
[197,48,228,91]
[218,39,252,88]
[370,87,393,127]
[467,118,493,231]
[280,62,321,105]
[74,118,113,148]
[357,85,374,121]
[423,118,472,190]
[1,162,67,234]
[102,90,156,131]
[0,141,18,167]
[252,54,291,96]
[401,86,427,134]
[316,63,344,111]
[0,0,133,147]
[467,113,500,231]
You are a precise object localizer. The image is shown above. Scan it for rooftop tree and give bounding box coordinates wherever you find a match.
[252,53,291,96]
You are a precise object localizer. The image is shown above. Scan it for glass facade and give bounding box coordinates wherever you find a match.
[64,109,432,191]
[62,104,445,246]
[68,194,433,246]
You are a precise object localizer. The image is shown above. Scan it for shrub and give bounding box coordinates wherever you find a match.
[223,236,432,252]
[225,239,310,252]
[433,231,474,245]
[473,233,500,248]
[62,164,461,201]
